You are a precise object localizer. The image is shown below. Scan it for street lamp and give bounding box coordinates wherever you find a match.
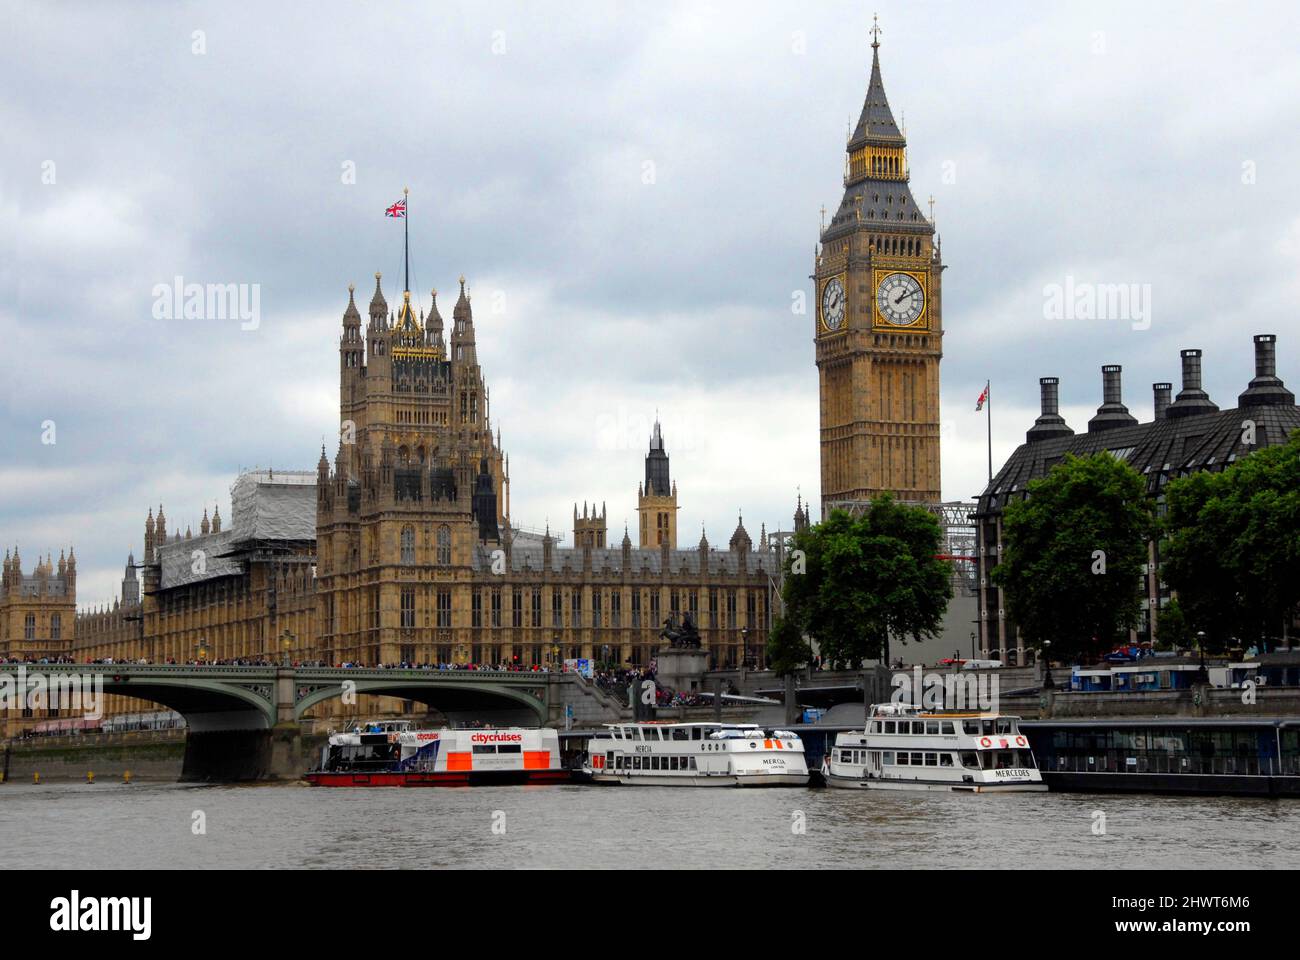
[193,640,209,663]
[280,630,295,668]
[741,626,751,669]
[1195,630,1208,684]
[1042,639,1055,690]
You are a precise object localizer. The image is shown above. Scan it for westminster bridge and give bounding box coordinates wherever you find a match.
[7,663,628,779]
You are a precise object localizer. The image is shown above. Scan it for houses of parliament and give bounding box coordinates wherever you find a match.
[2,25,943,729]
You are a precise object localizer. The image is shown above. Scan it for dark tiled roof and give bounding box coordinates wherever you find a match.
[975,402,1300,518]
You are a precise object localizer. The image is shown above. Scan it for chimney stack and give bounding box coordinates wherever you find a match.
[1026,377,1074,443]
[1166,348,1219,418]
[1238,334,1294,408]
[1153,382,1172,420]
[1087,365,1138,433]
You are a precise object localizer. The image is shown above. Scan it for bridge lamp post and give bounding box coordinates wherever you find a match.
[280,630,295,668]
[741,626,751,670]
[1042,639,1055,690]
[1195,631,1209,684]
[194,641,209,664]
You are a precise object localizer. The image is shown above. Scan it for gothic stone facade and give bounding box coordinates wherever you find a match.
[814,31,943,509]
[64,274,782,719]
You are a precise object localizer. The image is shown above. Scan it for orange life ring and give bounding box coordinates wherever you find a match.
[1015,736,1027,747]
[979,737,992,748]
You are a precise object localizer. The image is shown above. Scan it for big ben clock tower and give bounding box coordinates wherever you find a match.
[815,18,943,509]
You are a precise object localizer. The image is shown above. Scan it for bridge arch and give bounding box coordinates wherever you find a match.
[96,677,276,732]
[294,679,548,726]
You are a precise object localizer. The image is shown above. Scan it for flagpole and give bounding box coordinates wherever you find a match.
[986,380,993,483]
[403,186,410,295]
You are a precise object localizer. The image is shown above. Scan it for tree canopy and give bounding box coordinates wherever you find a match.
[776,496,952,668]
[992,451,1151,664]
[1161,430,1300,652]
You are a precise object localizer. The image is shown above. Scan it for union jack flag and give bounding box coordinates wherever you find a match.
[975,383,989,412]
[385,198,406,218]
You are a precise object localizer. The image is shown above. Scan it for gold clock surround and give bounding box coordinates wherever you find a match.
[819,273,848,334]
[871,268,928,330]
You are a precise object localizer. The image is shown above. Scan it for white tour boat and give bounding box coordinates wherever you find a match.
[306,720,567,786]
[823,703,1047,792]
[582,721,809,787]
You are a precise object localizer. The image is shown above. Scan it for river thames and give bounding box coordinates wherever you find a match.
[3,781,1299,869]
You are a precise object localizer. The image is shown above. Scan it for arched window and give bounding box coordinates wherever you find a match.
[401,525,416,565]
[437,525,452,565]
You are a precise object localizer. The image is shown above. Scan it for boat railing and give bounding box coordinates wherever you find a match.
[1047,754,1295,777]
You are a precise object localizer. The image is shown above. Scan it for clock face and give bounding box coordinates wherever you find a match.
[877,272,925,326]
[821,278,846,331]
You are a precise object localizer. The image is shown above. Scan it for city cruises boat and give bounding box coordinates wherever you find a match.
[823,703,1047,792]
[581,721,809,786]
[305,720,568,786]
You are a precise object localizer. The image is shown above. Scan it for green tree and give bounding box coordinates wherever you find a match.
[992,452,1151,664]
[780,496,952,667]
[1154,596,1193,652]
[764,615,811,677]
[1162,430,1300,652]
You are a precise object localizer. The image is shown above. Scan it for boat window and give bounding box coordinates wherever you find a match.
[672,728,689,741]
[498,744,521,754]
[963,720,980,735]
[960,751,980,769]
[884,721,896,734]
[913,722,926,734]
[924,752,937,766]
[940,722,954,735]
[995,718,1013,735]
[897,752,910,765]
[982,720,994,735]
[472,745,496,754]
[840,750,851,762]
[692,728,703,740]
[939,753,954,767]
[925,721,940,735]
[883,751,894,765]
[910,752,924,765]
[688,757,697,770]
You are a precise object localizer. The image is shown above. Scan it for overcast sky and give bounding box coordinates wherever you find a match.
[3,0,1299,608]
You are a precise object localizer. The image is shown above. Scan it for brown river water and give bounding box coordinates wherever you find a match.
[3,780,1299,869]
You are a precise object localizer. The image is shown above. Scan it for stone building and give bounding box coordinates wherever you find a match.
[813,23,944,507]
[973,335,1300,663]
[0,548,75,663]
[1,549,77,734]
[60,271,784,719]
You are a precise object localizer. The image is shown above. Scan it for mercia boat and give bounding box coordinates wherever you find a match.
[582,721,809,786]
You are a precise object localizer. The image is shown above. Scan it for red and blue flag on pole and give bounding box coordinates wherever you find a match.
[385,198,407,219]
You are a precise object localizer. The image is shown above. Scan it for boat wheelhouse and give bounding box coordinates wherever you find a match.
[305,720,567,786]
[823,703,1046,793]
[582,721,809,787]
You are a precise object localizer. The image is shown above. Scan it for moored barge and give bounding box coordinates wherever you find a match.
[306,720,569,786]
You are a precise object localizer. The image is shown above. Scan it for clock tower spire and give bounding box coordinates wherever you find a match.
[813,18,943,511]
